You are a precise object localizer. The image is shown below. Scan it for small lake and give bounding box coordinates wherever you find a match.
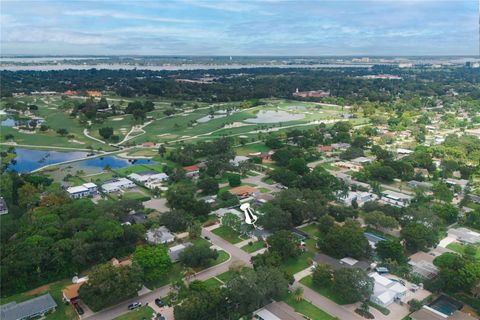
[197,114,227,123]
[6,148,155,173]
[245,110,305,123]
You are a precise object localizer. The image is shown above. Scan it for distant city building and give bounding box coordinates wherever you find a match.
[361,74,402,80]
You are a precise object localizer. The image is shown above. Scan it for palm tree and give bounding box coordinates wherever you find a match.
[293,287,304,302]
[182,267,195,283]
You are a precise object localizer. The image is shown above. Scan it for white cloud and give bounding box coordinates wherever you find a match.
[63,10,195,23]
[3,29,120,45]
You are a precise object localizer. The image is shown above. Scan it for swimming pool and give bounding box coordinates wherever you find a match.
[428,295,463,316]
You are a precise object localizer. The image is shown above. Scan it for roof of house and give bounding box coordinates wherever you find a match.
[382,190,413,200]
[67,185,89,194]
[183,165,200,172]
[0,294,57,320]
[448,227,480,244]
[82,182,97,188]
[62,283,83,300]
[146,226,175,244]
[369,272,407,305]
[229,185,259,196]
[254,302,304,320]
[0,197,9,212]
[411,307,477,320]
[168,242,193,261]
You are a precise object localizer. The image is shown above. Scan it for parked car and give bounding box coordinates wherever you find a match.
[73,303,84,315]
[155,298,165,307]
[204,236,210,240]
[128,302,142,310]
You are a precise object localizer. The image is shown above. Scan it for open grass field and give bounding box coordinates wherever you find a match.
[0,279,77,320]
[202,277,223,288]
[2,96,363,150]
[211,226,244,244]
[283,293,336,320]
[113,306,155,320]
[300,275,351,305]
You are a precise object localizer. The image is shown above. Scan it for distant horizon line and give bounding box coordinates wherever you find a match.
[1,54,479,58]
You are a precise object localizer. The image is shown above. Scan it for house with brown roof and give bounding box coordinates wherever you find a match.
[183,165,200,177]
[85,90,102,97]
[229,186,259,198]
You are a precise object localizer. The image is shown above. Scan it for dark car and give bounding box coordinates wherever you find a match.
[73,303,84,315]
[204,236,210,240]
[128,302,142,310]
[155,298,165,307]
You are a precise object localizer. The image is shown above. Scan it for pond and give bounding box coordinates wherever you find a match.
[6,148,156,173]
[245,110,305,124]
[196,114,227,123]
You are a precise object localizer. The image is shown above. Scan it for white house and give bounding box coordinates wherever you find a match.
[369,272,407,307]
[128,171,168,183]
[380,190,413,208]
[67,183,98,199]
[338,191,378,207]
[229,155,250,166]
[146,226,175,244]
[101,178,135,193]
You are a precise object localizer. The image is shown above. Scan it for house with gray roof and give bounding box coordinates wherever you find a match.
[146,226,175,244]
[0,293,57,320]
[168,242,193,262]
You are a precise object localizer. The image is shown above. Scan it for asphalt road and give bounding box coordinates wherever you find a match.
[83,228,251,320]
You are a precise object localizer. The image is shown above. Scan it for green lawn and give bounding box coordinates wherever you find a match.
[283,293,336,320]
[212,226,243,244]
[300,275,350,305]
[0,279,77,320]
[113,306,155,320]
[241,240,265,253]
[216,267,250,283]
[113,164,154,176]
[281,251,314,276]
[202,277,222,288]
[446,243,480,260]
[213,250,230,266]
[299,224,321,238]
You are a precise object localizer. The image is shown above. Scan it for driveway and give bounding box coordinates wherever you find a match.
[143,198,169,213]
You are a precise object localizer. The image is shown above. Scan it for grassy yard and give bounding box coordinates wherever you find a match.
[213,250,230,266]
[283,293,336,320]
[241,240,266,253]
[202,277,222,288]
[212,226,244,244]
[300,275,350,305]
[113,306,155,320]
[0,279,77,320]
[281,251,314,276]
[216,267,251,283]
[446,243,480,260]
[299,223,321,238]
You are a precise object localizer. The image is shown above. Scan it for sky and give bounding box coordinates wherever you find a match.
[0,0,478,56]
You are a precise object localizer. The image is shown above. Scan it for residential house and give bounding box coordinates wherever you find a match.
[341,113,354,119]
[351,157,373,165]
[168,242,193,262]
[101,178,135,193]
[369,272,407,307]
[1,294,57,320]
[408,180,433,190]
[411,305,476,320]
[253,301,304,320]
[0,197,8,215]
[142,142,156,148]
[67,182,98,199]
[317,145,333,153]
[111,256,132,267]
[364,232,387,249]
[255,193,274,205]
[448,227,480,244]
[414,168,429,178]
[85,90,102,97]
[334,161,363,172]
[229,155,250,166]
[443,178,469,191]
[183,165,200,177]
[338,191,377,207]
[229,186,259,199]
[146,226,175,244]
[128,171,168,183]
[331,142,350,150]
[380,190,413,208]
[408,251,439,279]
